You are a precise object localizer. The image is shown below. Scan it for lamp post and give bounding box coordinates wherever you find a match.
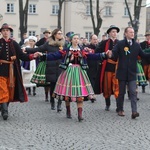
[128,18,140,40]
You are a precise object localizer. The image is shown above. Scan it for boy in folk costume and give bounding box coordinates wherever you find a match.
[95,25,120,111]
[0,23,39,120]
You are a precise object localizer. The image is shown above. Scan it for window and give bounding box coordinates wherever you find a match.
[105,6,111,16]
[85,32,92,41]
[52,5,59,15]
[147,13,150,19]
[7,3,14,13]
[124,7,129,16]
[29,4,36,14]
[86,6,90,15]
[29,31,36,36]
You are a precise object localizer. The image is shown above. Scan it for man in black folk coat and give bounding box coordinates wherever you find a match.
[95,25,120,111]
[0,23,39,120]
[108,27,150,119]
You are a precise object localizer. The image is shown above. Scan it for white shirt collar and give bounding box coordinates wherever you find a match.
[69,46,80,51]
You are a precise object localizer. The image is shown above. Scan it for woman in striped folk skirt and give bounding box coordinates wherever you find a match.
[137,60,148,87]
[30,60,51,102]
[39,34,107,121]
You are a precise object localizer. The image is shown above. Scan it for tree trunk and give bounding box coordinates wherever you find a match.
[90,0,102,36]
[125,0,142,40]
[19,0,29,41]
[58,0,65,29]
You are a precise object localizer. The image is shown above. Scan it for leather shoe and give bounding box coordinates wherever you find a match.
[131,112,139,119]
[118,111,125,116]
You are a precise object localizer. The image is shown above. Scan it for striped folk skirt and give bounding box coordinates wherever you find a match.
[137,61,148,86]
[31,61,50,86]
[53,64,94,102]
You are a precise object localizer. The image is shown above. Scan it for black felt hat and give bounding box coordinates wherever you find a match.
[107,25,120,34]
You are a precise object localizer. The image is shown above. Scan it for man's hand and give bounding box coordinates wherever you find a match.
[106,50,112,58]
[33,52,43,58]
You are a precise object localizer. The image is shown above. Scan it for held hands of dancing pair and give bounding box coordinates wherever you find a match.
[106,50,112,58]
[33,52,44,59]
[22,47,44,59]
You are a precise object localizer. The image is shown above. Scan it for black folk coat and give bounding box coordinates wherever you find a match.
[0,38,33,102]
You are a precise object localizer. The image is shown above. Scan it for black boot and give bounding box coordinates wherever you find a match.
[45,91,48,102]
[105,98,110,111]
[1,103,8,120]
[78,107,84,122]
[127,91,130,100]
[66,105,72,118]
[136,92,140,101]
[57,99,62,112]
[116,98,119,112]
[33,87,36,96]
[142,86,145,93]
[27,88,31,95]
[50,98,55,110]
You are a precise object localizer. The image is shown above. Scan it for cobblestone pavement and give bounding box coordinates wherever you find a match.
[0,87,150,150]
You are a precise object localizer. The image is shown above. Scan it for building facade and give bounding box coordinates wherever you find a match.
[146,6,150,32]
[0,0,147,42]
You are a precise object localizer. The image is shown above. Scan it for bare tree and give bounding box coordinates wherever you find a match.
[89,0,103,36]
[125,0,143,40]
[58,0,66,29]
[76,0,103,36]
[19,0,29,41]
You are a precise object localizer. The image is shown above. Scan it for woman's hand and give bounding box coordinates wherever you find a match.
[22,47,27,53]
[33,52,43,58]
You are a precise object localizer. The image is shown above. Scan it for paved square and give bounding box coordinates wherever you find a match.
[0,87,150,150]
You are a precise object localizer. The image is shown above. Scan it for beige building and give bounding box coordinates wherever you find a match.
[0,0,147,42]
[146,6,150,32]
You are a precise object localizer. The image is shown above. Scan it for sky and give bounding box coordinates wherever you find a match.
[147,0,150,6]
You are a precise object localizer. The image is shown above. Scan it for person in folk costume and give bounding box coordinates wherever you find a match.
[64,31,74,48]
[95,25,120,112]
[140,31,150,93]
[23,29,64,112]
[21,36,38,96]
[0,23,39,120]
[37,34,108,122]
[85,34,99,103]
[107,27,150,119]
[35,29,51,102]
